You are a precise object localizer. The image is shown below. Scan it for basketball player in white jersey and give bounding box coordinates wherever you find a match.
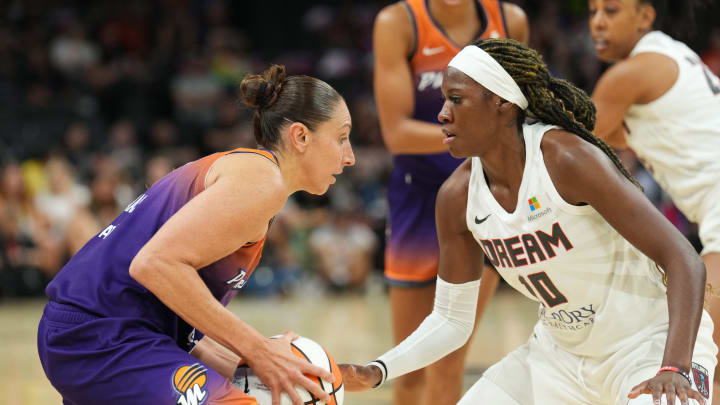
[589,2,720,402]
[340,38,716,405]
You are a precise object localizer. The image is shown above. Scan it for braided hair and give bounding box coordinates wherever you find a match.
[474,38,640,187]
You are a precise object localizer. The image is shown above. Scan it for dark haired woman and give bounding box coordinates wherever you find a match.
[37,65,355,405]
[588,2,720,401]
[341,39,715,405]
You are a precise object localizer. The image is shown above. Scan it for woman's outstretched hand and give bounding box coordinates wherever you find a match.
[338,363,383,391]
[628,370,705,405]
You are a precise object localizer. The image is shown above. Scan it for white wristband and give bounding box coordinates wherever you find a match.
[375,277,480,383]
[365,360,387,388]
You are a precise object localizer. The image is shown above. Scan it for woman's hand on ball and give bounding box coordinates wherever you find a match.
[338,363,382,391]
[247,331,333,405]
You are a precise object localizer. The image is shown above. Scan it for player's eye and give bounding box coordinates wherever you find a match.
[450,95,461,104]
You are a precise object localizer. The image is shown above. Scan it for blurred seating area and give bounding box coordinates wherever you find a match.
[0,0,716,298]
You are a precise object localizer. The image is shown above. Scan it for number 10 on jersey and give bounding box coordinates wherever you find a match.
[518,271,568,308]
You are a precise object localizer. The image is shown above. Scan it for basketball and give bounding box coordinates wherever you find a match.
[233,336,344,405]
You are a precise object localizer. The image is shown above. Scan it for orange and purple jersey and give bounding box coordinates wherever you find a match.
[393,0,508,181]
[385,0,509,284]
[46,148,277,350]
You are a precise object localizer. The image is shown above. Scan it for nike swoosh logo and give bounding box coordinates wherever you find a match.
[422,46,445,56]
[475,214,491,224]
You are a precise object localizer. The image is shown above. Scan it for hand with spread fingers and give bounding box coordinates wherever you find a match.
[628,369,705,405]
[246,332,334,405]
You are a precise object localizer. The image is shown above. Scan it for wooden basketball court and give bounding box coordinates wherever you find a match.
[1,286,537,404]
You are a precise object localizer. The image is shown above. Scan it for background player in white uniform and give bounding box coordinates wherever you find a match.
[588,2,720,401]
[340,39,716,405]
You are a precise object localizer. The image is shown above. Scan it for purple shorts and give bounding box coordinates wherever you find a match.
[384,169,442,285]
[37,301,254,405]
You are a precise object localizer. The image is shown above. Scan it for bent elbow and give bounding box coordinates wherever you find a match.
[129,253,154,284]
[459,321,474,347]
[380,130,403,154]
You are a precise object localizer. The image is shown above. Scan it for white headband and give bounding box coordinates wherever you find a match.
[448,46,528,110]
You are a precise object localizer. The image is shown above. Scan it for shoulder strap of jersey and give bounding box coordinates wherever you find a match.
[226,148,279,166]
[404,0,427,62]
[470,0,507,40]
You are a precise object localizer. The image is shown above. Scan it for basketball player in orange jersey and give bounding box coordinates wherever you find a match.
[37,65,353,405]
[588,1,720,402]
[373,1,528,404]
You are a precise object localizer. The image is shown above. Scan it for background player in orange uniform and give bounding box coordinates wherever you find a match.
[373,1,528,404]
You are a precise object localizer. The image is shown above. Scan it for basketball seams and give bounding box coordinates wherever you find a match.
[324,349,340,405]
[291,341,325,403]
[237,336,343,405]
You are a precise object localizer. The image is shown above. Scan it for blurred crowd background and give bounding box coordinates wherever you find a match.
[1,0,719,299]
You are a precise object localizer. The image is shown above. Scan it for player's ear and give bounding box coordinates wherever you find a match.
[636,2,656,32]
[287,121,310,153]
[495,96,514,114]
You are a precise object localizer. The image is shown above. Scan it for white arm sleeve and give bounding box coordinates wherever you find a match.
[368,277,480,386]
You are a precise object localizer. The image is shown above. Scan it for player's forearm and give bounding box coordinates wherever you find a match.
[191,337,242,379]
[380,118,449,154]
[661,255,707,370]
[370,278,479,385]
[129,256,266,360]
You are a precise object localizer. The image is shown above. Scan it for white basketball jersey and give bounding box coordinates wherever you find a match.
[625,31,720,222]
[467,122,669,357]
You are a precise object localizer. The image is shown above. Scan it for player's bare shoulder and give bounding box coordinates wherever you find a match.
[541,129,608,176]
[501,2,529,44]
[206,152,287,212]
[541,129,619,204]
[597,52,677,105]
[437,159,471,225]
[374,1,414,55]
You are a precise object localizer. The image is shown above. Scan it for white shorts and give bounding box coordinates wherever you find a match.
[460,315,717,405]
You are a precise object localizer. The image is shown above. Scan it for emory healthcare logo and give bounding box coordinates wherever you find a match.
[528,196,541,211]
[173,363,208,405]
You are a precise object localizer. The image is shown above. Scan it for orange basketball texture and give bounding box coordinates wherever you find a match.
[234,336,344,405]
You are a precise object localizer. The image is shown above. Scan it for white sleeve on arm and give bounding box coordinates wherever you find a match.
[368,277,480,386]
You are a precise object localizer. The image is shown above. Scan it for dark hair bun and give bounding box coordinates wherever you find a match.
[239,64,287,109]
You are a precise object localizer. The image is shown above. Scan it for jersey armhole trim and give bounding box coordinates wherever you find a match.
[402,1,418,62]
[498,1,509,38]
[227,150,279,166]
[628,50,681,110]
[472,0,490,39]
[203,150,279,191]
[536,130,594,216]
